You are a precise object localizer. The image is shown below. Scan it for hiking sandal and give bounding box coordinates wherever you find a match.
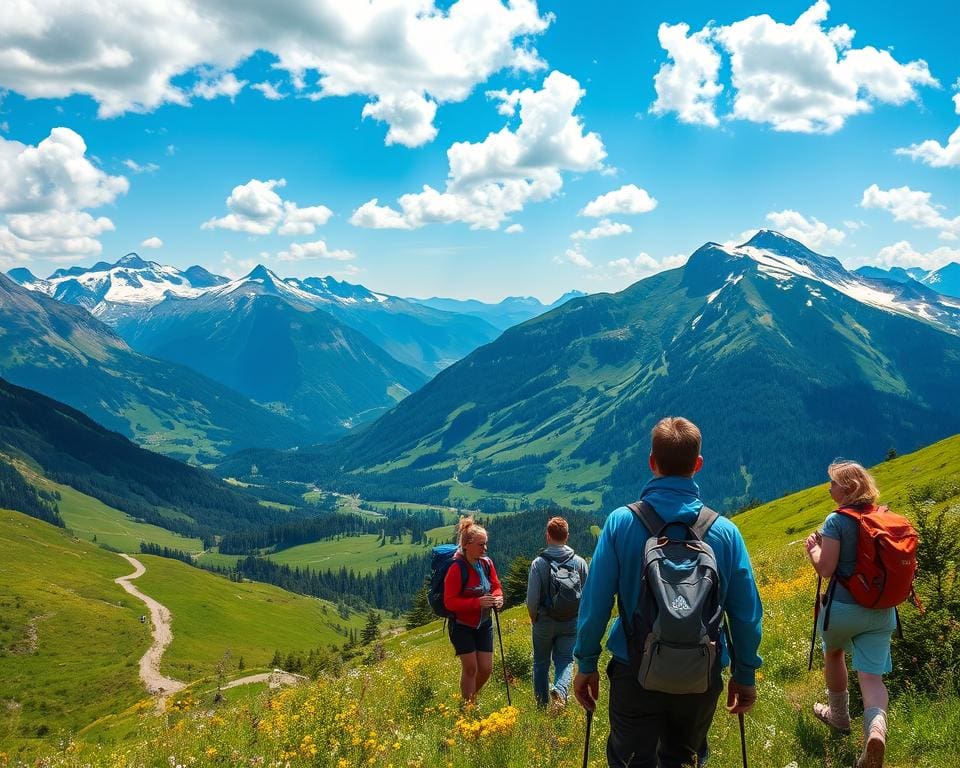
[813,702,851,734]
[856,732,885,768]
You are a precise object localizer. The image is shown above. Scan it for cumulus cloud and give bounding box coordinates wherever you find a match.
[871,241,960,271]
[580,184,657,217]
[571,219,632,240]
[505,223,524,234]
[203,178,334,236]
[608,252,688,281]
[0,0,550,147]
[141,236,163,248]
[123,159,159,173]
[650,22,723,127]
[276,239,355,262]
[896,86,960,168]
[765,209,845,249]
[252,82,285,101]
[560,245,593,269]
[0,128,127,262]
[861,184,960,240]
[350,71,606,230]
[0,128,128,214]
[652,1,937,133]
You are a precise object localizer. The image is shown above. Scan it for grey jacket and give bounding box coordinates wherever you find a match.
[526,544,589,622]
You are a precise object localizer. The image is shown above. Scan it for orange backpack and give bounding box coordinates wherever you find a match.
[834,504,919,609]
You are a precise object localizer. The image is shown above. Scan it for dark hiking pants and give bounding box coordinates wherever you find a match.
[605,658,723,768]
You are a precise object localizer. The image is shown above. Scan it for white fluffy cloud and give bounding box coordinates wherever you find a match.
[123,159,159,173]
[559,245,593,269]
[141,236,163,248]
[765,210,845,249]
[252,82,285,101]
[0,0,549,147]
[650,23,723,127]
[580,184,657,218]
[897,88,960,168]
[350,71,606,230]
[608,252,688,281]
[203,178,334,236]
[653,1,937,133]
[571,219,632,240]
[0,128,127,262]
[861,184,960,240]
[505,224,524,234]
[872,241,960,271]
[276,239,355,262]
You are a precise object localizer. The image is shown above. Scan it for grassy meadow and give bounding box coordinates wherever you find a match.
[13,433,960,767]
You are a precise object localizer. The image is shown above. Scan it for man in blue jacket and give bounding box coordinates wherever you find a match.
[573,416,763,768]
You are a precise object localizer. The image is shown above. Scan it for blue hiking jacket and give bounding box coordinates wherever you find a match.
[573,475,764,685]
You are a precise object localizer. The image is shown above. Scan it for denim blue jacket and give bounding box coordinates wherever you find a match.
[573,475,764,685]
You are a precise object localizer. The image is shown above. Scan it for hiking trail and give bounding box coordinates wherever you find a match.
[115,554,186,701]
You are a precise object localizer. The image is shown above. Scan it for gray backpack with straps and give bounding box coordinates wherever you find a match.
[540,551,583,621]
[621,500,724,694]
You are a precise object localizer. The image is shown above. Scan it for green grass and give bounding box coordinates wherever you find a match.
[266,534,430,572]
[132,555,368,681]
[0,509,146,753]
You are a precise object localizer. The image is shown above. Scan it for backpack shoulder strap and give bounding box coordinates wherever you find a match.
[689,505,720,541]
[627,500,666,536]
[456,556,470,595]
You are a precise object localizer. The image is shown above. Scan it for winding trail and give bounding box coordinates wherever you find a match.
[115,553,186,698]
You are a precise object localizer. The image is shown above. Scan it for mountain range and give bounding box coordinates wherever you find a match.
[854,262,960,298]
[409,291,586,330]
[220,231,960,511]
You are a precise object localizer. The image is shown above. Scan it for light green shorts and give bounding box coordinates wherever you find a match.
[818,600,896,675]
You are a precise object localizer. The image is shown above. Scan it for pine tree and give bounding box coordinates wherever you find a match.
[360,610,381,645]
[503,555,532,608]
[405,585,433,630]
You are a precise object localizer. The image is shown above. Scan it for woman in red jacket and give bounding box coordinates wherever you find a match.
[444,516,504,703]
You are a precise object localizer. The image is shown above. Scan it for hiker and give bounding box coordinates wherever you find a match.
[444,516,504,703]
[526,516,589,708]
[805,460,898,768]
[573,416,763,768]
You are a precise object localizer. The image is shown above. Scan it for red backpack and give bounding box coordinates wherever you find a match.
[834,504,919,609]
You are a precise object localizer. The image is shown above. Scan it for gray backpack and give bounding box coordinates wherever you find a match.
[621,500,723,694]
[540,551,582,621]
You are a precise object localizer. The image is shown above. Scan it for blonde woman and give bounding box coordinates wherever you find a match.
[805,461,895,768]
[444,516,503,703]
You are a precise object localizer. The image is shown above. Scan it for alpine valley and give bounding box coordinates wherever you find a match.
[215,231,960,511]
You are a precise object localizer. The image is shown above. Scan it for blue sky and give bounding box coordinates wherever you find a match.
[1,0,957,301]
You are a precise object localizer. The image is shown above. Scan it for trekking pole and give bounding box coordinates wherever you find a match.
[738,711,748,768]
[493,607,511,705]
[581,707,593,768]
[808,574,822,671]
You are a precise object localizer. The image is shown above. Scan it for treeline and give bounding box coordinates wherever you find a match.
[0,458,64,528]
[218,508,446,555]
[140,542,194,565]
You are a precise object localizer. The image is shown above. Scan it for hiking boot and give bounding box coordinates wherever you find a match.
[813,702,851,734]
[548,687,566,711]
[856,732,885,768]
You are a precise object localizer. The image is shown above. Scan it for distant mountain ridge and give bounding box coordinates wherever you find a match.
[0,272,303,461]
[227,231,960,512]
[409,291,586,330]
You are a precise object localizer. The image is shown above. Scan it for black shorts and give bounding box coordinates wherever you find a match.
[449,619,494,656]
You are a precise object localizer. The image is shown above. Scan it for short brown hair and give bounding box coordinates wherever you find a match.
[651,417,702,476]
[546,516,569,543]
[828,460,880,506]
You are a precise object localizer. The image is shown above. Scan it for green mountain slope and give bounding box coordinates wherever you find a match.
[0,377,299,539]
[115,268,427,439]
[236,233,960,511]
[0,273,305,461]
[38,434,960,767]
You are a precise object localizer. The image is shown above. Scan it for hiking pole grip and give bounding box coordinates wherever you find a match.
[808,575,822,671]
[494,608,511,706]
[582,707,593,768]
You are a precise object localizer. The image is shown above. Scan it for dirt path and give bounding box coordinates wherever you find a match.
[222,670,307,690]
[115,554,186,698]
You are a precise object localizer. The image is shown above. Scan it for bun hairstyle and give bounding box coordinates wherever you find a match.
[457,515,487,547]
[828,460,880,506]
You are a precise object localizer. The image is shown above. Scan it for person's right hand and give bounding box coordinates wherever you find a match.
[725,680,757,714]
[573,671,599,712]
[478,595,498,608]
